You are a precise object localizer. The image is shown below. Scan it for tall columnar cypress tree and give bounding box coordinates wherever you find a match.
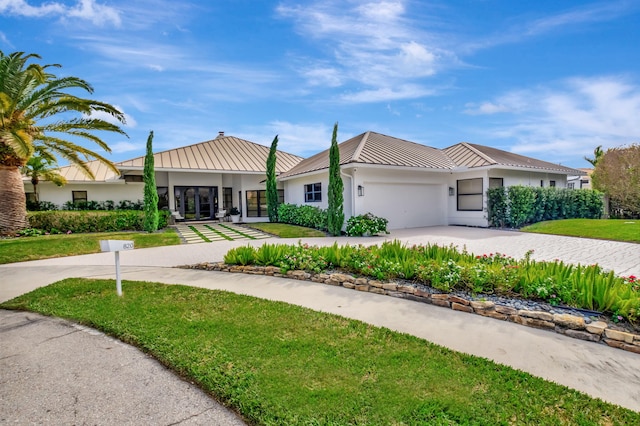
[327,122,344,236]
[266,135,279,222]
[143,131,159,232]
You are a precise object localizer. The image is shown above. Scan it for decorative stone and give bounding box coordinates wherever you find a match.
[553,314,585,330]
[494,305,517,315]
[604,329,636,343]
[369,288,385,295]
[513,315,555,330]
[342,282,355,289]
[452,302,474,313]
[229,266,244,273]
[431,293,449,300]
[562,329,600,342]
[382,283,398,291]
[603,339,640,354]
[324,279,341,286]
[264,266,281,275]
[470,301,495,311]
[330,273,355,283]
[476,310,508,320]
[368,280,384,288]
[355,284,370,292]
[406,295,431,304]
[415,289,431,298]
[397,285,417,294]
[354,277,368,286]
[432,299,451,308]
[517,310,553,322]
[449,295,469,305]
[289,270,310,280]
[315,273,330,281]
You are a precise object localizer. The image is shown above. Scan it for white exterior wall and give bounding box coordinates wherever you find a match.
[283,172,330,209]
[26,181,143,209]
[491,169,569,188]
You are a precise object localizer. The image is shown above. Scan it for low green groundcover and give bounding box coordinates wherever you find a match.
[2,278,637,425]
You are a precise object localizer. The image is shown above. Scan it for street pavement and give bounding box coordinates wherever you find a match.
[1,226,639,423]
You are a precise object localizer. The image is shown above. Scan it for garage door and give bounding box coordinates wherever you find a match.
[363,183,445,229]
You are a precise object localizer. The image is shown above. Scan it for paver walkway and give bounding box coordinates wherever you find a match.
[175,222,271,243]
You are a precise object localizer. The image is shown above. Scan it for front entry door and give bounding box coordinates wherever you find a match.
[174,186,218,220]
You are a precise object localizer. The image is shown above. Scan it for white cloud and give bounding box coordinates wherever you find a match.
[86,105,137,128]
[277,0,456,102]
[341,84,436,103]
[0,0,121,26]
[464,102,510,115]
[469,76,640,165]
[238,121,337,157]
[109,141,141,154]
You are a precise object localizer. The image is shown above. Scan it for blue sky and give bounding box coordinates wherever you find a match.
[1,0,639,168]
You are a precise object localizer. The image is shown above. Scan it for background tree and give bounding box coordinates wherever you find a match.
[0,51,127,234]
[21,149,67,206]
[327,122,344,236]
[584,145,604,167]
[266,135,279,222]
[591,144,640,218]
[143,131,159,232]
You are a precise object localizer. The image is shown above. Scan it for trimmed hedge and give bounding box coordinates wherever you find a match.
[487,187,603,228]
[277,203,328,231]
[28,210,170,233]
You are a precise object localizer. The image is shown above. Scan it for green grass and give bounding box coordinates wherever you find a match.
[0,229,181,264]
[246,222,327,238]
[2,278,637,425]
[521,219,640,243]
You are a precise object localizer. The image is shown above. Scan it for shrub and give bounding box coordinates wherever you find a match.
[277,203,328,231]
[487,187,603,228]
[345,213,389,236]
[27,210,170,233]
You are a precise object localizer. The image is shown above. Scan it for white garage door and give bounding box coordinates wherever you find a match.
[363,183,445,229]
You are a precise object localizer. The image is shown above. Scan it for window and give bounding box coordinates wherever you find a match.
[246,189,284,217]
[568,182,575,189]
[124,175,144,183]
[549,180,556,188]
[223,187,233,210]
[72,191,87,204]
[540,180,544,187]
[489,178,504,188]
[157,187,169,210]
[457,178,482,211]
[304,183,322,202]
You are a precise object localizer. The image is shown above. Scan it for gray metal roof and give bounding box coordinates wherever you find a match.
[279,131,456,179]
[117,135,303,173]
[445,143,582,174]
[43,135,304,182]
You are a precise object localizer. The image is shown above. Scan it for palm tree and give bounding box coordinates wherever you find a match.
[584,145,603,167]
[0,51,127,234]
[21,152,67,204]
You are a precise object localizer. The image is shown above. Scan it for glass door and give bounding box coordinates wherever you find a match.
[174,186,218,220]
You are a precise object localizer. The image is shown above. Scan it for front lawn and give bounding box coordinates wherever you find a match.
[245,222,327,238]
[2,278,637,425]
[521,219,640,243]
[0,229,180,264]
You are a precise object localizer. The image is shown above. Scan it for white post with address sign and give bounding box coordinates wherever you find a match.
[99,240,134,296]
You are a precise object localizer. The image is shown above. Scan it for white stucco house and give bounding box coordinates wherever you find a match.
[278,131,582,229]
[26,130,581,228]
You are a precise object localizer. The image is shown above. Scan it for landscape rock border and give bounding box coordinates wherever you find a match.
[181,262,640,355]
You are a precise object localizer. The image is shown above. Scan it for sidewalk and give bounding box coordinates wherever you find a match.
[1,226,640,421]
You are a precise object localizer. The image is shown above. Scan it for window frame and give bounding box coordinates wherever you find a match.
[246,189,284,217]
[456,178,483,211]
[304,183,322,203]
[72,190,88,204]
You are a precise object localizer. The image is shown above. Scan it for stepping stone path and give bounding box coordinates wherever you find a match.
[175,222,272,243]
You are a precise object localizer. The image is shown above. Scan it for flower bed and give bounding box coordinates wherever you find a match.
[222,240,639,324]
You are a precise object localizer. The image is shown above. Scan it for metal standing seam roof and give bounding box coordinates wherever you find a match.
[278,131,456,179]
[37,135,305,183]
[117,135,304,173]
[52,160,121,182]
[445,142,583,174]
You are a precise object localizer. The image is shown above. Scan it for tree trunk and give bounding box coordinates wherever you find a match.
[0,165,28,235]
